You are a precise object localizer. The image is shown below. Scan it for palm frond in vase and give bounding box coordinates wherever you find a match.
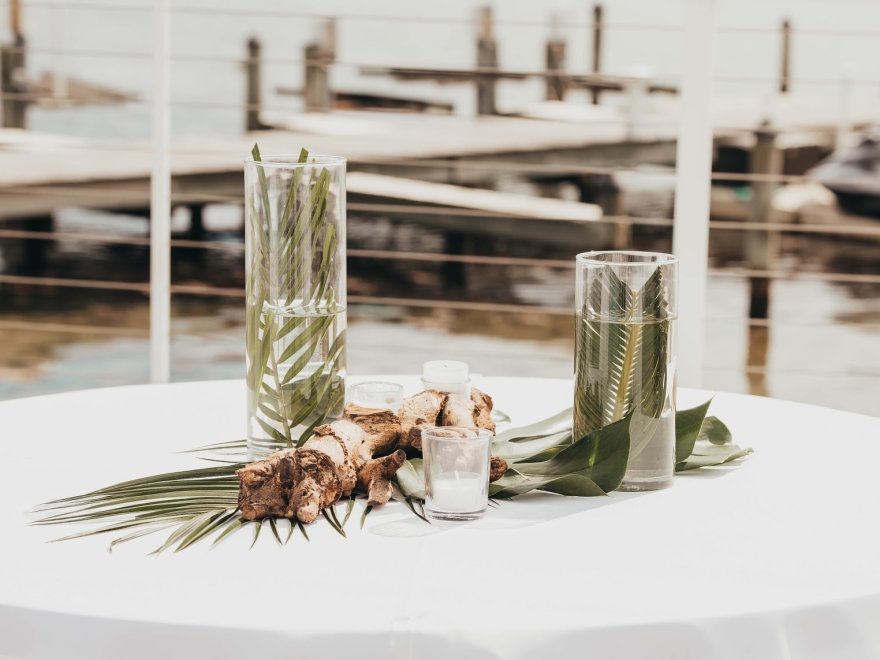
[246,146,346,455]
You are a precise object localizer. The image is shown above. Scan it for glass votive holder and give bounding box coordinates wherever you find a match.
[422,427,492,521]
[347,380,404,412]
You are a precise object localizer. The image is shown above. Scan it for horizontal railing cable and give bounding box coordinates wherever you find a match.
[0,163,867,187]
[0,319,148,337]
[8,1,880,37]
[4,214,880,248]
[2,265,879,298]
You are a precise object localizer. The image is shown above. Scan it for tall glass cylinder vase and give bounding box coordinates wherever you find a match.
[573,251,677,491]
[244,152,347,459]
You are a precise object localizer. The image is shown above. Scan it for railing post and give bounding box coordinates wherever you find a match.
[779,19,791,94]
[672,0,715,388]
[476,6,497,116]
[589,3,604,104]
[150,0,171,384]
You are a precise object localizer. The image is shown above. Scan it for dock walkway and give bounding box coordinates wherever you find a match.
[0,96,876,224]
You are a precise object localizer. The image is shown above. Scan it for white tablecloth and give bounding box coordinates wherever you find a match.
[1,377,879,660]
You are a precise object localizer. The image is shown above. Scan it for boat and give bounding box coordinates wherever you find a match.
[809,134,880,217]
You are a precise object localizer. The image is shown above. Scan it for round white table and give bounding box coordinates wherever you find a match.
[1,377,879,660]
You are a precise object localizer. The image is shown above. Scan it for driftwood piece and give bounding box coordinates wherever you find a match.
[399,389,446,452]
[440,388,496,433]
[489,456,508,482]
[238,387,508,523]
[238,407,405,522]
[237,448,342,523]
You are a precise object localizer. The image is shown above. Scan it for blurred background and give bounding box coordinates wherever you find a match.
[0,0,878,415]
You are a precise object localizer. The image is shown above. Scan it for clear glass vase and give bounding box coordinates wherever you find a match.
[244,152,347,459]
[573,251,678,491]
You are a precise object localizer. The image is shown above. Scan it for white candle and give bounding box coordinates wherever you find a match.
[428,472,487,514]
[421,360,470,395]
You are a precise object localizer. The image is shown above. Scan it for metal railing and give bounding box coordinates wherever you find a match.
[1,0,879,402]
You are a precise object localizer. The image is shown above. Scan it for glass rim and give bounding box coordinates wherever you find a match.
[348,380,404,392]
[576,250,677,267]
[244,153,347,168]
[421,427,494,441]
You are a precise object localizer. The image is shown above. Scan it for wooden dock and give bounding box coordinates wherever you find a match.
[0,112,675,221]
[0,96,877,234]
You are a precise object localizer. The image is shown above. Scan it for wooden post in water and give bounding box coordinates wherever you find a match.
[476,7,497,116]
[304,19,336,113]
[545,25,567,102]
[590,4,604,104]
[746,124,781,322]
[1,0,27,129]
[779,19,791,94]
[304,44,330,112]
[245,37,265,131]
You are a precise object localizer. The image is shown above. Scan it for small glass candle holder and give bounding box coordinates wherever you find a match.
[347,381,404,412]
[422,427,492,521]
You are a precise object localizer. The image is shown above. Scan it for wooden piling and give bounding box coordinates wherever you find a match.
[590,4,604,104]
[244,38,265,131]
[779,19,791,94]
[545,36,567,102]
[304,43,331,112]
[1,36,27,129]
[187,204,205,240]
[23,215,53,275]
[476,7,497,116]
[746,125,781,321]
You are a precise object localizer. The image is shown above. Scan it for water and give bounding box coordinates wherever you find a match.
[574,317,676,490]
[246,308,346,458]
[618,412,675,491]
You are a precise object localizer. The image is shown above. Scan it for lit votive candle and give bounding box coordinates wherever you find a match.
[422,427,492,521]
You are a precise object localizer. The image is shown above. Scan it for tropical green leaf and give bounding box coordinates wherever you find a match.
[674,399,713,463]
[394,459,426,500]
[493,408,573,443]
[489,469,607,499]
[493,430,571,461]
[284,519,296,545]
[182,439,247,454]
[360,505,373,529]
[321,509,347,537]
[700,416,733,446]
[175,510,236,552]
[341,497,355,529]
[212,517,249,547]
[268,517,283,546]
[538,473,608,497]
[677,445,753,471]
[250,520,263,548]
[514,413,631,492]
